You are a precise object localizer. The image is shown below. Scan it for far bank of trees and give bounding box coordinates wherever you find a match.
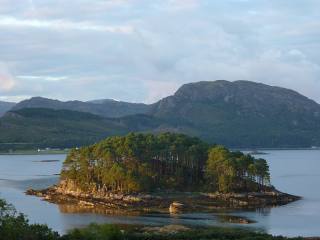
[61,133,270,193]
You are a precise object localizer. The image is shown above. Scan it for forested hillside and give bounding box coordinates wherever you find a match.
[0,108,128,151]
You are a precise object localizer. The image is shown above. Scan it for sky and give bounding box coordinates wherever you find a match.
[0,0,319,104]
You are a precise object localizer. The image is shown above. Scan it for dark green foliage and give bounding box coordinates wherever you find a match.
[129,227,302,240]
[61,224,123,240]
[0,199,59,240]
[205,146,270,192]
[62,224,304,240]
[61,132,209,192]
[61,133,270,193]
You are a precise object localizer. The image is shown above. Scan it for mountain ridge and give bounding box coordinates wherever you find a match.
[0,101,16,117]
[1,80,320,149]
[149,80,320,146]
[12,96,150,118]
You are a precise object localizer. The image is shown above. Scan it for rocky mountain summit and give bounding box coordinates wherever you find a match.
[149,80,320,147]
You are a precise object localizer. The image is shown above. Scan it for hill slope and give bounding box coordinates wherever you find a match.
[0,108,171,150]
[149,80,320,147]
[0,101,15,116]
[1,80,320,149]
[0,108,127,150]
[13,97,149,118]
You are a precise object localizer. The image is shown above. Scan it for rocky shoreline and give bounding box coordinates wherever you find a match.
[26,180,301,218]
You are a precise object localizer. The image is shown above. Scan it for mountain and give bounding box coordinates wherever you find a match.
[12,97,149,118]
[0,108,175,150]
[0,101,15,116]
[87,98,120,104]
[1,80,320,150]
[0,108,197,151]
[0,108,127,150]
[149,80,320,147]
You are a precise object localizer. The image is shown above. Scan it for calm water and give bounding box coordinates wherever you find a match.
[0,150,319,237]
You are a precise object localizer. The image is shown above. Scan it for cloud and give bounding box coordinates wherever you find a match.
[0,74,15,91]
[167,0,199,10]
[0,64,15,92]
[144,80,180,103]
[0,0,319,103]
[17,75,68,82]
[0,95,30,103]
[0,16,134,34]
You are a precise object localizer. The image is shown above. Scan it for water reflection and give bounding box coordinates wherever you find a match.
[58,204,142,216]
[254,207,271,216]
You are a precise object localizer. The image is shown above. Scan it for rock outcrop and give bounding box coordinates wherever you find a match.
[26,179,301,214]
[169,202,186,214]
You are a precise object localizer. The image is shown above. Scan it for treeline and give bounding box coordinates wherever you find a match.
[61,133,270,193]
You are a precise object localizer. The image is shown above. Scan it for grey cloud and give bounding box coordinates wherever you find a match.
[0,0,319,103]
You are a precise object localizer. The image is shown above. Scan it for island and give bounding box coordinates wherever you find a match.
[27,133,300,215]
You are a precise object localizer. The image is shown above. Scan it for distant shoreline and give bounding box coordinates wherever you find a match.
[232,147,320,151]
[1,147,319,156]
[0,150,69,155]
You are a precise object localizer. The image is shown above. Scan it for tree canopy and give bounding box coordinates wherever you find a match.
[61,133,270,193]
[205,146,270,192]
[0,199,59,240]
